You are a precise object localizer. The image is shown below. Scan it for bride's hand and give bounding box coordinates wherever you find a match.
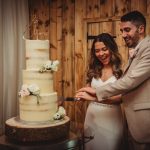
[75,91,97,101]
[76,87,96,96]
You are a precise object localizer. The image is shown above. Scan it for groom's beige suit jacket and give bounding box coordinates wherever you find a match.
[96,36,150,143]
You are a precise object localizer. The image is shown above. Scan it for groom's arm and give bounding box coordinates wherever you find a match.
[96,46,150,101]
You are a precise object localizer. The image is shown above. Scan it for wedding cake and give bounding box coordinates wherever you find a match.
[5,39,70,142]
[19,39,58,122]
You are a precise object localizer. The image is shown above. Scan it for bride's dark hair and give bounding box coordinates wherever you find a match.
[86,33,123,83]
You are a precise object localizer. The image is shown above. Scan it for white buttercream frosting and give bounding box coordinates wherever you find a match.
[19,39,59,122]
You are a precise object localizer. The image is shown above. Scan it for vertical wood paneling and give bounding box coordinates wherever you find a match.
[74,100,89,136]
[90,0,101,18]
[37,0,50,39]
[100,0,114,18]
[87,22,100,63]
[87,24,93,52]
[91,23,100,35]
[131,0,147,14]
[49,0,57,59]
[114,0,130,17]
[62,0,75,97]
[74,0,87,135]
[114,20,128,68]
[83,21,89,81]
[56,0,63,97]
[146,17,150,34]
[29,0,50,40]
[75,0,86,91]
[86,0,102,18]
[86,0,94,18]
[100,21,113,35]
[61,0,75,131]
[147,0,150,15]
[49,0,58,94]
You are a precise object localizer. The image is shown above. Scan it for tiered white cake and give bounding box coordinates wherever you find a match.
[5,39,70,142]
[19,39,58,122]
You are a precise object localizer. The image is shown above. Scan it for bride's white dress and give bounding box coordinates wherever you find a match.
[84,76,124,150]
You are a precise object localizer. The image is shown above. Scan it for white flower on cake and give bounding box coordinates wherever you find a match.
[19,84,40,104]
[28,84,40,95]
[53,106,66,120]
[53,113,61,120]
[39,60,59,73]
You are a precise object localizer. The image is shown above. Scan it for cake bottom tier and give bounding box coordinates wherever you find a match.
[19,93,58,122]
[5,116,70,142]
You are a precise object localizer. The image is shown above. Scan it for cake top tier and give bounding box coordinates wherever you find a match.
[25,39,50,69]
[26,39,49,50]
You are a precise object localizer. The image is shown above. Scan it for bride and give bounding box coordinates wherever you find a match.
[76,33,124,150]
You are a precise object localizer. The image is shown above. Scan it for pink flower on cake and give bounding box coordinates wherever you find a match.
[18,84,30,97]
[19,84,41,104]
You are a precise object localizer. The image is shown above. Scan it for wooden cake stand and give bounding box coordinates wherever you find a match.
[5,116,70,142]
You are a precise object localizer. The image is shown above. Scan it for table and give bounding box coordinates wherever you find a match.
[0,132,84,150]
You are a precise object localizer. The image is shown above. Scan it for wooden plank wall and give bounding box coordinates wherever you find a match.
[28,0,150,134]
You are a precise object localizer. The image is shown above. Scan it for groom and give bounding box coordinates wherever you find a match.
[76,11,150,150]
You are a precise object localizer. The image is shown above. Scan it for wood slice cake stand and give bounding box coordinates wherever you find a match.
[5,116,70,142]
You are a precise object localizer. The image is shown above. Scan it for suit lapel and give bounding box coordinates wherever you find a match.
[123,49,139,75]
[123,58,133,75]
[123,36,149,75]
